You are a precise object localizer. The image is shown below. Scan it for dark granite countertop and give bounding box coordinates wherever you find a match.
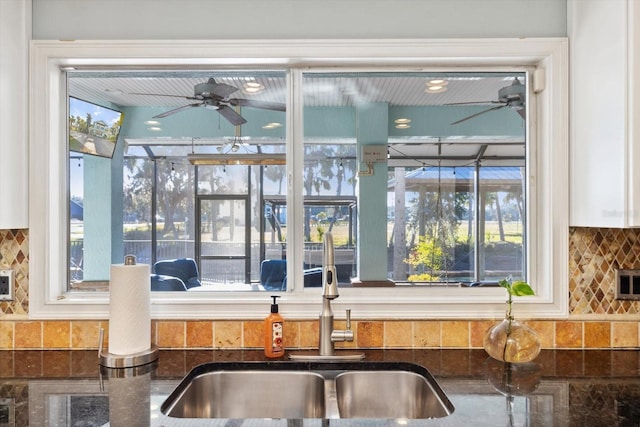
[1,349,640,426]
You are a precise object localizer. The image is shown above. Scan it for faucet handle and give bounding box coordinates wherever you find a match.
[345,308,351,330]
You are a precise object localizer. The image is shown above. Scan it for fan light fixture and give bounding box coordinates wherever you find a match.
[187,153,286,166]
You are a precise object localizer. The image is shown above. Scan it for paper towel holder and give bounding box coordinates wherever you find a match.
[98,327,159,368]
[99,254,159,368]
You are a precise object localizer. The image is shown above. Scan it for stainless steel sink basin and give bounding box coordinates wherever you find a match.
[161,361,454,419]
[162,370,326,418]
[335,370,452,419]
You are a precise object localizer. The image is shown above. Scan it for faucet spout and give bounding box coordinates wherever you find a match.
[289,232,364,360]
[322,232,339,300]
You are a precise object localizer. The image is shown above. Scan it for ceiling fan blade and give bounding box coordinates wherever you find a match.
[450,105,505,125]
[216,105,247,126]
[153,102,202,118]
[227,98,286,112]
[445,100,503,106]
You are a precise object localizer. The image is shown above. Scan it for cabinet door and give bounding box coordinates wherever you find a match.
[0,0,29,228]
[569,0,640,227]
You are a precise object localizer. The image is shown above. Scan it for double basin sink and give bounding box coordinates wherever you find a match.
[161,361,454,419]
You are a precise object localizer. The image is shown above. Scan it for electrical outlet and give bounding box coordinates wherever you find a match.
[615,269,640,301]
[0,269,14,301]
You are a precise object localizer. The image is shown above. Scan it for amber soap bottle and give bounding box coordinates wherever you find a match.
[264,295,285,358]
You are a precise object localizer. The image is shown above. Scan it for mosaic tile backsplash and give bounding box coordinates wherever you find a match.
[2,227,640,350]
[569,227,640,315]
[0,229,28,315]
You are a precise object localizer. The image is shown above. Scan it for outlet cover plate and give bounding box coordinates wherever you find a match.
[615,269,640,301]
[0,269,14,301]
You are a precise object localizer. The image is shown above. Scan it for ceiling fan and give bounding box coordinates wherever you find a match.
[448,78,526,125]
[130,78,286,126]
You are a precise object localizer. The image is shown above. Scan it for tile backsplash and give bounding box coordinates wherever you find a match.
[2,227,640,350]
[0,229,28,316]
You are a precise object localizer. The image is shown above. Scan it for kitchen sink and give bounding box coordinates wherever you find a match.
[335,370,452,419]
[161,370,326,418]
[161,361,454,419]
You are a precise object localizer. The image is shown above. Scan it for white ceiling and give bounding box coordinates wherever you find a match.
[68,71,527,166]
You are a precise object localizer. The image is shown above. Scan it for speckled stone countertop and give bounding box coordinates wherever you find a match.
[1,349,640,426]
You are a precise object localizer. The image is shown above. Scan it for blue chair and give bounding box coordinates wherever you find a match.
[151,274,188,291]
[153,258,201,289]
[260,259,287,291]
[260,259,324,289]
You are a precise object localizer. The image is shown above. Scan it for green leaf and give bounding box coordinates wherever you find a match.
[498,279,511,290]
[510,281,535,296]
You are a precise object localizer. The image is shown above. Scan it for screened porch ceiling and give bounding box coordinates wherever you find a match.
[68,71,527,167]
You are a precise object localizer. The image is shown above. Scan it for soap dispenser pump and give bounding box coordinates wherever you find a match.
[264,295,285,358]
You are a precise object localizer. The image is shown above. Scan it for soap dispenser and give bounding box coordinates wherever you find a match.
[264,295,285,358]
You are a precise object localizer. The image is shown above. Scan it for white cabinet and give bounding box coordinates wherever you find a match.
[569,0,640,227]
[0,0,29,228]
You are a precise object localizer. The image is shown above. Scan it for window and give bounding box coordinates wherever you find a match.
[30,39,568,320]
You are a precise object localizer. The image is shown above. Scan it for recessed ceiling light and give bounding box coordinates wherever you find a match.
[148,126,162,131]
[262,122,283,129]
[243,81,265,94]
[144,120,161,126]
[394,118,411,124]
[425,86,447,94]
[395,123,411,129]
[427,79,448,86]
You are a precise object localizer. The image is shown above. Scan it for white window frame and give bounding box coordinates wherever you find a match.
[29,38,568,320]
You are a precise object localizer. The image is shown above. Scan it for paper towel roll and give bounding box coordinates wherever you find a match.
[109,263,151,355]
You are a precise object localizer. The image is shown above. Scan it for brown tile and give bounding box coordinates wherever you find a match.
[186,321,213,348]
[555,321,583,348]
[43,321,70,349]
[283,320,300,349]
[42,351,72,377]
[298,320,319,348]
[611,351,640,376]
[583,350,612,377]
[243,320,263,348]
[214,321,241,349]
[14,321,41,349]
[0,321,13,349]
[584,321,611,348]
[70,350,102,377]
[384,321,413,348]
[157,321,186,348]
[71,321,105,349]
[357,321,383,348]
[612,322,638,348]
[414,321,440,348]
[0,351,14,377]
[526,321,555,348]
[470,320,495,348]
[14,351,43,377]
[441,321,469,348]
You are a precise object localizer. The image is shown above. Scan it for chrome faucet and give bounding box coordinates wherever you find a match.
[319,232,354,356]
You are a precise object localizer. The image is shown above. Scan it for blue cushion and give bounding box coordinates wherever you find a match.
[260,259,287,291]
[154,258,201,288]
[151,274,188,291]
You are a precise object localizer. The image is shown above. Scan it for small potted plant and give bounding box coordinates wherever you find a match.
[483,277,541,363]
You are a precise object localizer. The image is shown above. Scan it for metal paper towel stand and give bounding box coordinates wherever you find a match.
[99,255,158,368]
